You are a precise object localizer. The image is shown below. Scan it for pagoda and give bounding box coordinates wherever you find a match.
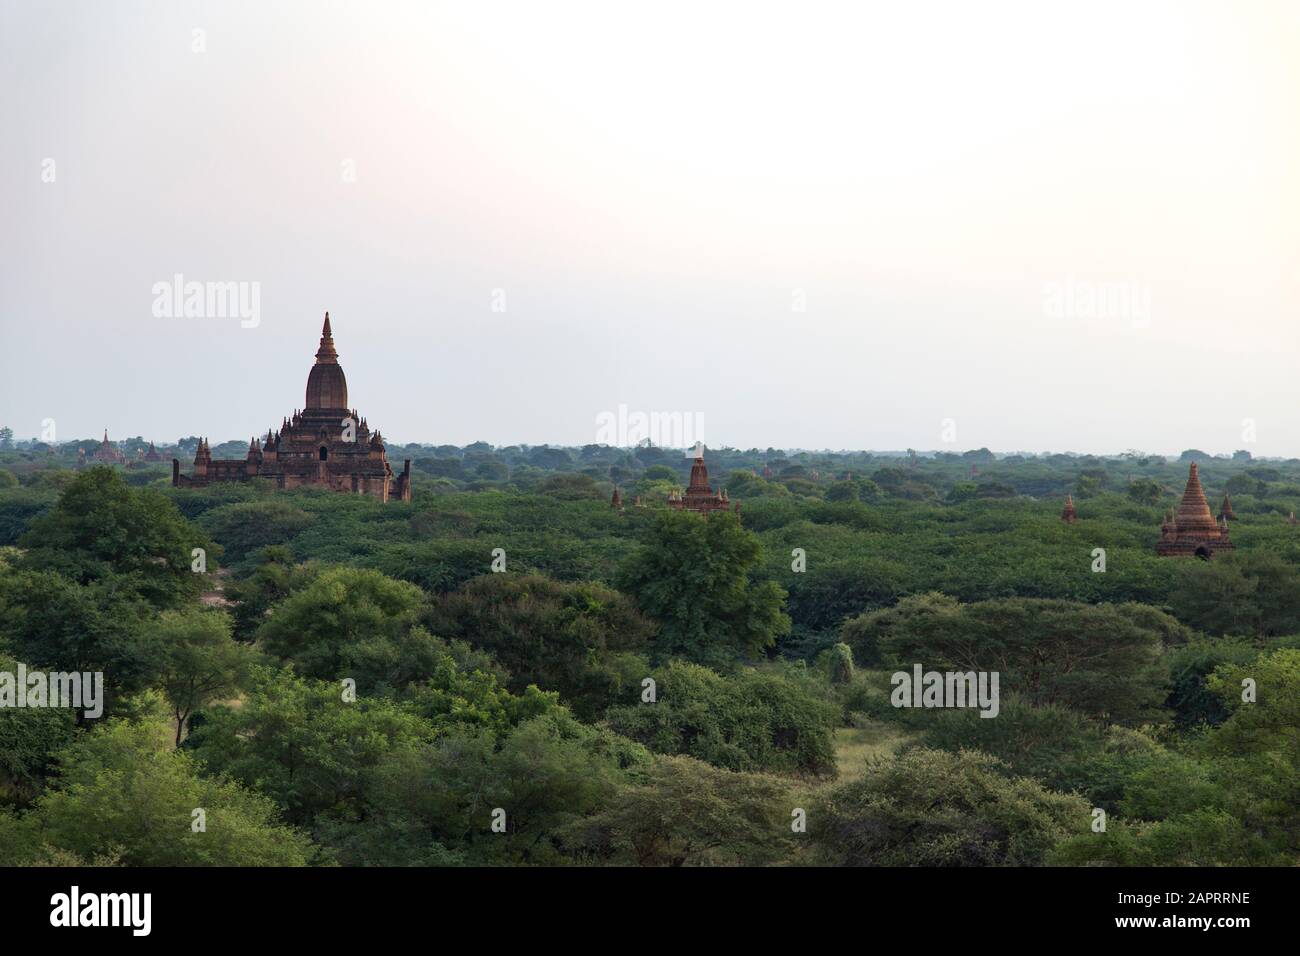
[1061,494,1077,524]
[173,314,412,502]
[611,486,624,510]
[668,445,739,516]
[144,441,164,462]
[92,430,127,464]
[1157,462,1233,558]
[1218,493,1236,522]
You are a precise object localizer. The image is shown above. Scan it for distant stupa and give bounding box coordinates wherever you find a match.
[1061,494,1077,524]
[668,446,739,516]
[93,430,126,464]
[1157,463,1234,558]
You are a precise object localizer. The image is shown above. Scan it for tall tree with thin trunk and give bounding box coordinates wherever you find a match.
[143,608,256,745]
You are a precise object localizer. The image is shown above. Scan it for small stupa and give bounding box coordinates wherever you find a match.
[1061,494,1077,524]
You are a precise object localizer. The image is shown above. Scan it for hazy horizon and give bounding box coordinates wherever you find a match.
[4,1,1298,456]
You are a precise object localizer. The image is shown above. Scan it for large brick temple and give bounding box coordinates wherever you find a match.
[1157,462,1232,558]
[668,446,739,516]
[173,314,412,502]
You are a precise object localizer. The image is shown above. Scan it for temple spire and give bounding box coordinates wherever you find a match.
[315,311,338,364]
[1175,462,1217,534]
[686,447,711,495]
[307,313,348,407]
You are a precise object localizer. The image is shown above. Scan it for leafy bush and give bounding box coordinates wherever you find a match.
[604,660,838,776]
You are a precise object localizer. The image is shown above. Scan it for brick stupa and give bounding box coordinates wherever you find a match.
[93,430,126,464]
[668,445,740,516]
[1061,494,1077,524]
[1157,462,1233,558]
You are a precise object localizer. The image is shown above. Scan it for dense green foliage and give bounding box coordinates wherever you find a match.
[0,712,313,866]
[18,467,214,606]
[1,443,1298,867]
[616,509,790,664]
[843,593,1179,722]
[604,660,838,775]
[813,748,1089,866]
[423,573,652,719]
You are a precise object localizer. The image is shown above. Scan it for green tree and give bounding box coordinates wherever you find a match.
[223,545,318,640]
[813,748,1088,865]
[0,654,78,806]
[539,473,601,499]
[842,593,1175,723]
[198,500,314,564]
[0,715,312,866]
[256,566,424,682]
[1074,474,1103,498]
[918,695,1108,790]
[1206,648,1300,762]
[559,755,795,866]
[826,642,855,685]
[1170,553,1300,637]
[1048,809,1271,866]
[18,467,213,607]
[825,480,859,503]
[1051,650,1300,865]
[1165,638,1259,728]
[0,569,157,714]
[604,660,838,775]
[141,608,258,745]
[423,573,652,718]
[617,510,790,664]
[1126,478,1163,505]
[340,713,645,864]
[188,668,439,825]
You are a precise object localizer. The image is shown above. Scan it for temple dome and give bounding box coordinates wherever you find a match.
[305,312,348,409]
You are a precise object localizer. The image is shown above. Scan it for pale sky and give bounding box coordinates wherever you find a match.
[2,0,1298,454]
